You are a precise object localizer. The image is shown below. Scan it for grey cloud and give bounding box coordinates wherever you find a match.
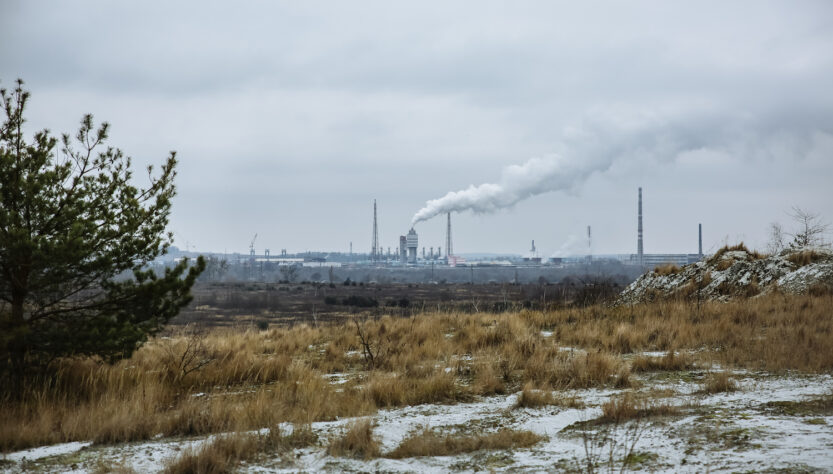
[2,0,832,253]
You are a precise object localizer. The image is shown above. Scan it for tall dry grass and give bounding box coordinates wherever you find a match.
[386,427,544,459]
[2,294,831,453]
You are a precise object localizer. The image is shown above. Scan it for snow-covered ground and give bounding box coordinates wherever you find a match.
[3,372,831,473]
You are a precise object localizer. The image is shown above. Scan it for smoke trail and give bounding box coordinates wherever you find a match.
[551,235,580,258]
[410,104,831,226]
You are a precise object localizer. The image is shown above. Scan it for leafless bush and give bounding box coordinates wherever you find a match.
[161,325,214,383]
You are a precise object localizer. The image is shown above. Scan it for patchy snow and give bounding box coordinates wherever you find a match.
[322,373,351,384]
[4,373,831,473]
[619,248,833,304]
[3,441,92,462]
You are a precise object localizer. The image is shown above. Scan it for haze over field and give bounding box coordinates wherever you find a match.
[2,1,832,255]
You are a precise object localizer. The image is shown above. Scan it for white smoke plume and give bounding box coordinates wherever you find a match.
[551,235,581,258]
[410,104,831,226]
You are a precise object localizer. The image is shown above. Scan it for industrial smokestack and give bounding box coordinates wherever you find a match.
[638,187,644,266]
[446,212,453,258]
[587,225,592,262]
[698,223,703,259]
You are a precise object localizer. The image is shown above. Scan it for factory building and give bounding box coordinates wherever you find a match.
[399,236,407,263]
[406,228,418,264]
[628,253,702,267]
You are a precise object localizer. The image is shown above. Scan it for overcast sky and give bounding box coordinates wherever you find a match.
[3,1,832,256]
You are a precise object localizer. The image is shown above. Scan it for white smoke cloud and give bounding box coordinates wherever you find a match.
[551,234,581,258]
[410,104,833,226]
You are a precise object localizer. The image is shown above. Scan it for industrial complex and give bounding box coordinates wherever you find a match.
[167,187,705,275]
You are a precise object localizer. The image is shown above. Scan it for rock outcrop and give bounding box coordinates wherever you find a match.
[618,246,833,304]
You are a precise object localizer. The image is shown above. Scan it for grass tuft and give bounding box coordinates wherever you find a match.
[163,432,260,474]
[326,418,381,460]
[655,264,681,276]
[514,383,584,409]
[701,372,738,394]
[386,428,544,459]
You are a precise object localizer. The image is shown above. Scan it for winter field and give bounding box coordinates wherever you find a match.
[2,294,832,473]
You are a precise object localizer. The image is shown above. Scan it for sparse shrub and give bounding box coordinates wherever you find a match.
[342,295,378,307]
[327,418,380,460]
[711,243,750,262]
[787,249,826,267]
[655,264,680,276]
[716,259,734,271]
[386,427,544,459]
[261,423,318,452]
[631,351,695,372]
[514,383,583,409]
[701,372,737,394]
[324,296,339,305]
[163,432,260,474]
[599,392,680,423]
[808,282,833,296]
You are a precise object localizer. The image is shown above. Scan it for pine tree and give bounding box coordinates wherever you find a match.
[0,80,205,381]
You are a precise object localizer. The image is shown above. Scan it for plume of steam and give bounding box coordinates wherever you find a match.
[410,104,830,226]
[551,235,580,258]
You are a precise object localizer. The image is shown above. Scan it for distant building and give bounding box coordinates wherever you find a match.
[629,253,702,267]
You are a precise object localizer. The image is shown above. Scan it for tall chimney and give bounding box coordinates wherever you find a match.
[638,187,643,266]
[698,223,703,259]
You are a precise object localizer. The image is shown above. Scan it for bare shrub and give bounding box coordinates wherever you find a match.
[160,325,214,384]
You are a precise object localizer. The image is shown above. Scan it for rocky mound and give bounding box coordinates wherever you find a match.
[618,246,833,304]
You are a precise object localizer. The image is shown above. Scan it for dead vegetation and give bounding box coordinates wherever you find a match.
[631,351,695,372]
[514,383,584,409]
[386,427,545,459]
[763,391,833,416]
[655,263,681,276]
[787,249,827,267]
[701,372,738,394]
[2,293,832,454]
[598,392,682,424]
[326,418,381,460]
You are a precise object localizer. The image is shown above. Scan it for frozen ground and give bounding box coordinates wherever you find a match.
[2,372,832,473]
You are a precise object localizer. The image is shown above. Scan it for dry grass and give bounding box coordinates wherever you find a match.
[326,418,381,460]
[710,242,765,262]
[163,432,261,474]
[2,293,832,454]
[163,423,318,474]
[386,427,544,459]
[514,383,584,409]
[631,351,695,372]
[701,372,738,394]
[655,264,681,276]
[787,249,827,267]
[599,392,681,424]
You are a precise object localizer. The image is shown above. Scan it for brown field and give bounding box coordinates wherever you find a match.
[2,293,832,463]
[174,279,624,327]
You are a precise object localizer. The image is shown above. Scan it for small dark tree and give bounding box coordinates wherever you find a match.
[787,206,829,249]
[0,80,204,382]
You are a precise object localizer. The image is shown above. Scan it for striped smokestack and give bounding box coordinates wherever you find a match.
[638,187,643,266]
